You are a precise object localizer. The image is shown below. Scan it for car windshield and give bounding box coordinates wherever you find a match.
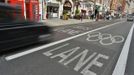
[127,14,134,17]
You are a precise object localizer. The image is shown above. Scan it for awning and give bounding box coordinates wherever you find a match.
[47,2,59,7]
[81,9,86,13]
[96,3,103,6]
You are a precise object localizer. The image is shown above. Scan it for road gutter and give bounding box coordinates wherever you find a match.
[5,21,125,61]
[112,23,134,75]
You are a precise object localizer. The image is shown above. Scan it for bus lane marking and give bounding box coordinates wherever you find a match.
[54,26,94,35]
[86,32,124,45]
[5,21,124,61]
[54,28,82,35]
[43,43,109,75]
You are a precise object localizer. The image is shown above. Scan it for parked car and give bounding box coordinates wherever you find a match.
[0,3,52,52]
[127,14,134,21]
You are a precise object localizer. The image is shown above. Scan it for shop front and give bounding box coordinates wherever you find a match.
[8,0,25,19]
[63,1,72,18]
[8,0,40,21]
[47,2,59,19]
[25,0,40,21]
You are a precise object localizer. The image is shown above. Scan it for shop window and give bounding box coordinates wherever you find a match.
[53,7,58,13]
[47,6,58,13]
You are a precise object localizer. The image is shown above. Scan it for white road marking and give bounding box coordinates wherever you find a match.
[43,43,69,56]
[43,44,109,75]
[86,32,124,45]
[64,50,97,71]
[5,21,125,61]
[50,47,80,63]
[81,54,109,75]
[112,35,124,43]
[87,32,101,41]
[112,23,134,75]
[73,26,90,30]
[55,28,81,35]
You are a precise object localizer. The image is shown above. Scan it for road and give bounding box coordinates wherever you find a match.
[0,19,133,75]
[125,23,134,75]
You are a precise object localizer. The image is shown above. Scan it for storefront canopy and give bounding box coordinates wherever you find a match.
[64,1,72,8]
[47,2,59,7]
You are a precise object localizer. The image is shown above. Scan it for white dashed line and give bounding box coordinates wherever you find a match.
[5,21,125,61]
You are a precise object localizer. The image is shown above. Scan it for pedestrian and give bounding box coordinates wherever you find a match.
[46,13,48,19]
[90,13,94,20]
[80,13,83,21]
[96,13,99,21]
[71,12,74,19]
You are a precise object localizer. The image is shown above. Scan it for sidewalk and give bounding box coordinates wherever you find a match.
[43,18,94,27]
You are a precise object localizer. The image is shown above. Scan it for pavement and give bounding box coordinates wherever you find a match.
[0,19,133,75]
[43,18,94,27]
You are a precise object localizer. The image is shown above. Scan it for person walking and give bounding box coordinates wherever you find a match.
[90,13,94,20]
[80,13,83,21]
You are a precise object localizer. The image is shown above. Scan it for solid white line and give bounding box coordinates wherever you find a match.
[112,23,134,75]
[5,21,125,61]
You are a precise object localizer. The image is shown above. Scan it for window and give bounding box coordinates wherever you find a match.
[53,7,58,13]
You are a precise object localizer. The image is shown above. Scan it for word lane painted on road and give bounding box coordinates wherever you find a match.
[43,43,109,75]
[54,28,81,35]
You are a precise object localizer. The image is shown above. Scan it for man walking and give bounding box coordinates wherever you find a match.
[80,12,83,21]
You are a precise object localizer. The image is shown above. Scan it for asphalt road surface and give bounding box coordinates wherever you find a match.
[125,25,134,75]
[0,19,133,75]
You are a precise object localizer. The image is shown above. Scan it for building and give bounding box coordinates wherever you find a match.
[59,0,73,19]
[78,0,94,18]
[103,0,111,12]
[46,0,60,19]
[117,0,126,14]
[0,0,46,22]
[126,0,134,14]
[110,0,118,11]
